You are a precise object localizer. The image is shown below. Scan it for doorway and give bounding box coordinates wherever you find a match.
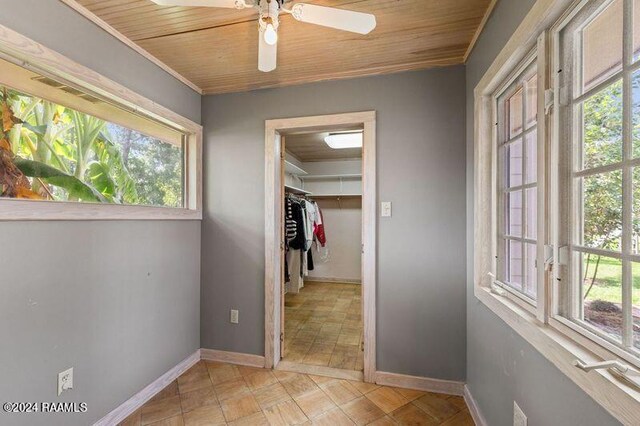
[264,111,376,382]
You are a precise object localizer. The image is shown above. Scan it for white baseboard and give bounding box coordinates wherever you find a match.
[374,371,464,396]
[95,349,264,425]
[200,348,265,368]
[464,385,487,426]
[305,277,362,284]
[93,349,200,426]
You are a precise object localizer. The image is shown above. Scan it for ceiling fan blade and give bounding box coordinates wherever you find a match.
[150,0,246,8]
[258,28,277,72]
[289,4,376,35]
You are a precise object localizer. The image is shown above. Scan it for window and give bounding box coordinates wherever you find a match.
[556,0,640,359]
[1,86,184,207]
[0,59,185,208]
[474,0,640,420]
[495,56,539,303]
[0,32,201,220]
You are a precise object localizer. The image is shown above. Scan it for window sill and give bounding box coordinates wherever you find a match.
[474,285,640,424]
[0,199,202,221]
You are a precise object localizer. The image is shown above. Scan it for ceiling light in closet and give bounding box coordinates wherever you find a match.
[324,132,363,149]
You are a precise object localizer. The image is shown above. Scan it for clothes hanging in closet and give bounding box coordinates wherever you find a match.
[287,197,306,251]
[285,197,297,241]
[303,200,316,251]
[315,208,326,247]
[284,194,326,293]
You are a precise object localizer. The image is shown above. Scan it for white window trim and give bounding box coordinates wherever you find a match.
[474,0,640,423]
[551,0,640,370]
[0,23,202,221]
[493,50,540,306]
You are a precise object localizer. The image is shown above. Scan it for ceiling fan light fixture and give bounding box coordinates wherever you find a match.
[264,23,278,45]
[324,132,363,149]
[152,0,377,73]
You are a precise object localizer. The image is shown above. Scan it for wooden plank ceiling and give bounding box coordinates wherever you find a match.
[76,0,492,94]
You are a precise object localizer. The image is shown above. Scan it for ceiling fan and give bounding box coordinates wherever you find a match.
[150,0,376,72]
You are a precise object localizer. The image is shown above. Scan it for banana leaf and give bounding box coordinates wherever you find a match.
[21,123,47,137]
[88,161,116,199]
[13,157,106,202]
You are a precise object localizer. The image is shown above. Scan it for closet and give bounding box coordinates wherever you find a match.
[280,130,364,372]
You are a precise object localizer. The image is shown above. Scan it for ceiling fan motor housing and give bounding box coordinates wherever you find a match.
[259,0,280,30]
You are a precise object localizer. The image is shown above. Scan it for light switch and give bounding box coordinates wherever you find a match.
[381,202,392,217]
[230,309,239,324]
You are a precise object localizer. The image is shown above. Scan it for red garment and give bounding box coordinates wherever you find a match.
[315,208,326,247]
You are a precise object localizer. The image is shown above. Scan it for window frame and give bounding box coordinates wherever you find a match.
[0,22,202,221]
[551,0,640,368]
[493,51,540,306]
[474,0,640,422]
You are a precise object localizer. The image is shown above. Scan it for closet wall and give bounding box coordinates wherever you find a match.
[298,159,363,283]
[307,197,361,283]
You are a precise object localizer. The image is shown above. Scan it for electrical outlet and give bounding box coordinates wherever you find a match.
[381,201,392,217]
[230,309,239,324]
[58,368,73,396]
[513,401,527,426]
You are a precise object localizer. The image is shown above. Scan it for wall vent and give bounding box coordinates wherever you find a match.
[31,76,102,104]
[31,76,64,88]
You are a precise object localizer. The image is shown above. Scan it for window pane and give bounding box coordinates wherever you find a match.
[525,129,537,184]
[581,253,623,343]
[582,0,623,93]
[507,190,523,237]
[526,75,537,128]
[582,80,623,169]
[633,71,640,158]
[507,240,523,289]
[526,187,537,240]
[635,0,640,63]
[506,139,523,187]
[632,263,640,349]
[525,243,537,299]
[107,124,183,208]
[582,170,622,251]
[508,88,523,139]
[1,87,184,207]
[634,168,640,254]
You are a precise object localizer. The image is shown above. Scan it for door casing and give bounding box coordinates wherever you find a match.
[264,111,377,382]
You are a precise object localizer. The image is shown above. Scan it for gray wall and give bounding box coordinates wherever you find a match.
[201,67,468,380]
[465,0,619,424]
[0,1,202,425]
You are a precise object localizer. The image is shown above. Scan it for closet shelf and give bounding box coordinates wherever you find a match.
[284,184,312,195]
[311,194,362,198]
[300,174,362,180]
[285,160,307,176]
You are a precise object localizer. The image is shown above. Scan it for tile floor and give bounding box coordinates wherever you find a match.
[284,282,363,371]
[120,361,474,425]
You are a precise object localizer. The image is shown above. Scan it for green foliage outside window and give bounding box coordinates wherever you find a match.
[0,87,183,207]
[581,74,640,313]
